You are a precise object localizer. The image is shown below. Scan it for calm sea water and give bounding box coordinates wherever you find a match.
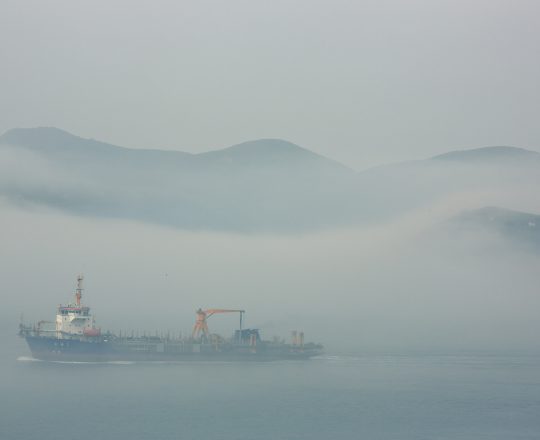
[1,337,540,440]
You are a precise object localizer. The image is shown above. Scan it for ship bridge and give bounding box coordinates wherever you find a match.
[55,276,99,337]
[58,306,90,317]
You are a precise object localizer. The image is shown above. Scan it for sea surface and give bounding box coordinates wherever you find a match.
[1,337,540,440]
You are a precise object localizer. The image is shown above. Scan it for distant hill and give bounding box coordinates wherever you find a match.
[1,127,539,233]
[0,127,357,231]
[0,127,132,154]
[432,146,540,163]
[198,138,351,173]
[0,127,350,173]
[451,207,540,251]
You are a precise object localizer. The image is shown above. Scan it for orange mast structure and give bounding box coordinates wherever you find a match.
[192,308,245,339]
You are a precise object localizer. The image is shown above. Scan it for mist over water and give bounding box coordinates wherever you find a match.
[2,180,540,440]
[2,348,540,440]
[1,198,539,352]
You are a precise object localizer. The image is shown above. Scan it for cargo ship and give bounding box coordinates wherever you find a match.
[19,276,322,362]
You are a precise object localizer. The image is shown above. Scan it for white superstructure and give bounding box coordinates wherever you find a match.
[55,275,99,337]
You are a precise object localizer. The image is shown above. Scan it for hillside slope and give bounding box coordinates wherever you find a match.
[1,127,539,232]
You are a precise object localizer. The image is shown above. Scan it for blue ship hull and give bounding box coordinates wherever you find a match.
[24,335,320,362]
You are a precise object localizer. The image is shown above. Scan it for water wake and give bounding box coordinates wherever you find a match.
[17,356,41,362]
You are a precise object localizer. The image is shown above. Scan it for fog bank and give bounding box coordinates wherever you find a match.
[2,200,539,353]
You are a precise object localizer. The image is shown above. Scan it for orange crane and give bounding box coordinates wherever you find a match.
[192,308,245,339]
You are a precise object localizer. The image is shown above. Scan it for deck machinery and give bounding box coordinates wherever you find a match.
[19,276,322,362]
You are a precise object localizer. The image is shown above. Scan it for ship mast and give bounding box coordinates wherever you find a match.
[75,274,84,306]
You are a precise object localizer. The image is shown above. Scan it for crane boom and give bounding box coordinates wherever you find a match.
[205,309,244,317]
[192,308,245,339]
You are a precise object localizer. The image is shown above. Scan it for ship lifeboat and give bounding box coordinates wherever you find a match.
[83,327,101,337]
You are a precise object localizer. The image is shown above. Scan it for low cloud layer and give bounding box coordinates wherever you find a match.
[2,199,539,353]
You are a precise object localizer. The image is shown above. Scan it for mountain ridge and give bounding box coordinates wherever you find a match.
[4,127,540,169]
[432,146,540,162]
[1,127,540,233]
[0,127,349,169]
[0,127,130,153]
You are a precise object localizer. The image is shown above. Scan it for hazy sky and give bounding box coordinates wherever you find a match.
[1,0,539,169]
